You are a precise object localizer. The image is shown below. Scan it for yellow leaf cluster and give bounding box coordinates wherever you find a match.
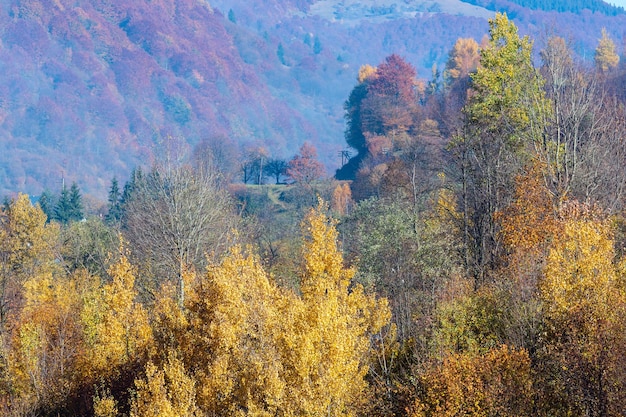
[1,194,58,274]
[542,209,618,320]
[445,37,480,80]
[185,244,285,416]
[290,200,390,416]
[8,270,84,412]
[331,182,353,216]
[131,355,200,417]
[595,28,619,72]
[93,389,118,417]
[358,64,377,83]
[0,195,389,416]
[0,193,59,325]
[80,246,153,378]
[539,203,626,415]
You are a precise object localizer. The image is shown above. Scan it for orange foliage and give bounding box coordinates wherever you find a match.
[331,182,353,216]
[496,162,558,255]
[445,37,480,80]
[412,345,533,417]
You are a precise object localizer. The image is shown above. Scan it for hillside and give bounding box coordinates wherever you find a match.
[0,0,625,198]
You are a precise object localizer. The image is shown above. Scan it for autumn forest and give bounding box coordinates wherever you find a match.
[3,11,626,417]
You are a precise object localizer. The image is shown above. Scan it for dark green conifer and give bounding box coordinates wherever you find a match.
[54,182,83,224]
[37,190,55,222]
[105,178,122,224]
[68,182,84,222]
[54,185,72,224]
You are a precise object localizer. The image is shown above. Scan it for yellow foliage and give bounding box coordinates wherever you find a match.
[445,37,480,80]
[79,201,389,417]
[540,203,626,415]
[80,245,153,378]
[595,28,619,72]
[151,280,190,357]
[542,206,617,320]
[168,200,390,417]
[284,199,390,416]
[433,174,462,225]
[0,193,59,325]
[93,389,118,417]
[1,194,58,274]
[358,64,377,83]
[331,182,353,216]
[186,245,285,416]
[7,269,86,413]
[130,355,199,417]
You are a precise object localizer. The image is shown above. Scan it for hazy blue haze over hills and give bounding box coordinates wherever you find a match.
[0,0,624,198]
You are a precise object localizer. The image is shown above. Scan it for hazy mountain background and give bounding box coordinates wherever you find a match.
[0,0,624,198]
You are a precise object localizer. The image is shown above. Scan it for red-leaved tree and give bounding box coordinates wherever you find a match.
[286,142,325,184]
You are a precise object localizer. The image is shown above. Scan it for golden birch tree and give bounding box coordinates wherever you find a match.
[594,28,619,72]
[130,355,200,417]
[280,200,390,416]
[541,203,626,416]
[184,245,285,417]
[80,245,153,380]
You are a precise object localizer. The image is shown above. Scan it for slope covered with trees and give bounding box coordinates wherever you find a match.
[2,0,626,199]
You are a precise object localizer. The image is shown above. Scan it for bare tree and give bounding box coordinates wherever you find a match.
[123,162,240,304]
[540,37,626,211]
[192,134,240,183]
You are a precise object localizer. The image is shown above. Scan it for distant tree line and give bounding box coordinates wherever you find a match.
[464,0,625,15]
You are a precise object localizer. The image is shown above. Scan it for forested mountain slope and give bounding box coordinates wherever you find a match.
[0,0,625,198]
[465,0,625,14]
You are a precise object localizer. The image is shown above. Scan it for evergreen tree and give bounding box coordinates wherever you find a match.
[120,167,143,207]
[120,167,144,212]
[277,43,286,65]
[54,183,83,224]
[105,178,122,224]
[54,186,72,224]
[68,182,84,222]
[37,190,55,222]
[227,8,236,23]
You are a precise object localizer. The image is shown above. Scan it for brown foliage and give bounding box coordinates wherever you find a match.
[412,345,533,417]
